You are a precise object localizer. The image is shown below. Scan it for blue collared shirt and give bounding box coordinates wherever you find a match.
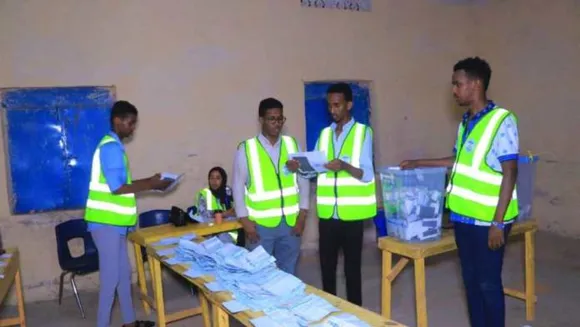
[87,132,133,235]
[450,101,519,226]
[314,118,375,219]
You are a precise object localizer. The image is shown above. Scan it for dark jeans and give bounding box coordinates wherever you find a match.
[318,218,364,306]
[454,222,512,327]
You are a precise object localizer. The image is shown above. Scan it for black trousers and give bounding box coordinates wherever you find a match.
[318,218,364,306]
[235,228,246,247]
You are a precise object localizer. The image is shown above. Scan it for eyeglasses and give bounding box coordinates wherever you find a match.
[264,116,286,124]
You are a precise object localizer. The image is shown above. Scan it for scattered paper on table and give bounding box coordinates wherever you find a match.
[152,237,182,247]
[156,248,176,257]
[179,233,197,241]
[164,257,189,266]
[184,267,204,279]
[250,316,285,327]
[311,313,372,327]
[205,281,227,292]
[222,300,250,313]
[290,294,337,322]
[171,235,347,322]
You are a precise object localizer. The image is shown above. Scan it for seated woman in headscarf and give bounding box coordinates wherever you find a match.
[195,166,245,246]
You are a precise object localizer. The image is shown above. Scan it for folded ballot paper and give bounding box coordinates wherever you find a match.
[310,313,372,327]
[288,151,328,175]
[152,172,184,193]
[171,236,346,325]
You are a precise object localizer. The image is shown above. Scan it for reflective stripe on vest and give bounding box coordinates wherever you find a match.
[84,135,137,226]
[244,136,300,227]
[199,188,224,211]
[446,108,518,222]
[316,123,377,220]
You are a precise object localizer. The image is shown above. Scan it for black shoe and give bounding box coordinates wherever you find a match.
[123,321,155,327]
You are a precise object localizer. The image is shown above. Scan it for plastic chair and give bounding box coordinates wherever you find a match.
[55,219,99,319]
[138,209,171,263]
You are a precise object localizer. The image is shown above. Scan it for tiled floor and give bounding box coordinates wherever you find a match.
[2,230,579,326]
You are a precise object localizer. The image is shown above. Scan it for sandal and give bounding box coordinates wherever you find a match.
[123,320,155,327]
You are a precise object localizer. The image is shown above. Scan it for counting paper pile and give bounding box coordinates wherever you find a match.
[0,253,13,279]
[381,167,447,242]
[168,237,370,326]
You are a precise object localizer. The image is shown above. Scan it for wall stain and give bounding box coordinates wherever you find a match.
[549,196,563,206]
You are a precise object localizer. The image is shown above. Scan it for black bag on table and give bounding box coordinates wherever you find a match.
[169,206,188,227]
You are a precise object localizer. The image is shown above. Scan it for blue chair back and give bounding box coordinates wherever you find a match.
[139,209,171,228]
[54,219,99,274]
[138,209,171,262]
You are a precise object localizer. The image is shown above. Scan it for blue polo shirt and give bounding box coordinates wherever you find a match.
[450,101,519,226]
[87,132,133,235]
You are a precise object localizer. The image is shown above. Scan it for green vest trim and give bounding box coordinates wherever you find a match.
[316,122,377,220]
[198,188,225,211]
[197,188,239,241]
[244,135,300,228]
[85,135,137,226]
[446,107,519,222]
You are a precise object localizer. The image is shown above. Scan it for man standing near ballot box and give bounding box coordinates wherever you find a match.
[85,100,172,327]
[288,82,377,306]
[400,57,519,327]
[232,97,309,276]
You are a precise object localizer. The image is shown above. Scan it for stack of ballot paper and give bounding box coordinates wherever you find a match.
[170,237,351,326]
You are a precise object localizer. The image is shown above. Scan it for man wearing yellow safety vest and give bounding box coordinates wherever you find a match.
[289,83,377,306]
[85,101,172,327]
[232,97,309,275]
[400,57,519,327]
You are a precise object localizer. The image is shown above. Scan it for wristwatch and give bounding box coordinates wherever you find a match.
[491,221,505,230]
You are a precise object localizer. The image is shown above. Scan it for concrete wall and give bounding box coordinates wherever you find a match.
[473,0,580,237]
[0,0,577,303]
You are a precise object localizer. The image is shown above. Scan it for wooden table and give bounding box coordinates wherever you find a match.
[378,219,537,327]
[127,220,242,324]
[0,248,26,327]
[146,241,408,327]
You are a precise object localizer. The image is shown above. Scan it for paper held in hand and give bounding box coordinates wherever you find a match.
[289,151,328,174]
[153,172,184,193]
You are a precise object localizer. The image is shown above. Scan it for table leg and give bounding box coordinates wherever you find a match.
[212,305,229,327]
[381,250,393,318]
[151,257,166,327]
[133,243,151,315]
[414,258,428,327]
[15,268,26,327]
[524,231,536,321]
[198,291,212,327]
[148,260,156,303]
